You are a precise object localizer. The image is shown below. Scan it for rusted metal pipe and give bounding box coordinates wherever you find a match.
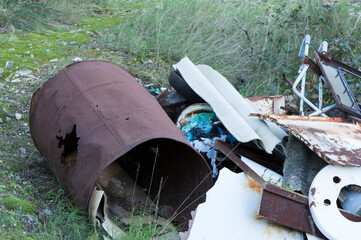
[29,60,212,224]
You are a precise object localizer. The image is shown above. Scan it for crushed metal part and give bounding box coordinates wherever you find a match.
[155,89,189,122]
[29,60,212,225]
[258,189,325,238]
[252,114,361,167]
[215,141,361,238]
[247,95,285,115]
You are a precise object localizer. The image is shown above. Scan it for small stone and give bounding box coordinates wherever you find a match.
[0,118,3,124]
[26,215,39,225]
[8,48,15,51]
[5,61,13,69]
[73,57,82,62]
[128,9,142,14]
[67,42,78,46]
[0,68,3,77]
[15,113,22,120]
[11,79,20,83]
[17,69,32,76]
[49,59,58,62]
[30,54,34,58]
[19,147,26,154]
[44,209,52,215]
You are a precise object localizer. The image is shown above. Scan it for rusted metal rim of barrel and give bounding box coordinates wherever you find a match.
[29,60,212,225]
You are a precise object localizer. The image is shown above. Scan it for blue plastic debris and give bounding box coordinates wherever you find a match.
[180,112,237,177]
[181,113,223,142]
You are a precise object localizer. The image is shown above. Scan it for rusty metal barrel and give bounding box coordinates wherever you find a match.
[29,60,212,224]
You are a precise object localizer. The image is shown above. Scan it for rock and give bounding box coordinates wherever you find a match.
[49,59,58,62]
[44,209,52,215]
[30,54,34,58]
[0,68,3,77]
[26,215,39,226]
[0,118,3,124]
[73,57,82,62]
[11,79,20,83]
[19,147,26,154]
[8,48,15,51]
[67,42,78,46]
[17,69,32,76]
[5,61,13,69]
[15,113,22,120]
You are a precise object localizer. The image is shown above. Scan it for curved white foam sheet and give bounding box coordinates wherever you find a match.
[173,57,286,153]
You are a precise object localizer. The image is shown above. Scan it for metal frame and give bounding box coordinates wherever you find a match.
[314,51,361,119]
[291,35,335,116]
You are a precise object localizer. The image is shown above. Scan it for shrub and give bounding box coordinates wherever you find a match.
[105,0,361,96]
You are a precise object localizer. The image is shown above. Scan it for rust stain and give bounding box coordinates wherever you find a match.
[264,229,272,237]
[309,201,316,208]
[248,178,262,193]
[247,96,285,115]
[254,211,263,221]
[266,221,283,234]
[251,113,345,123]
[263,221,284,237]
[310,187,316,197]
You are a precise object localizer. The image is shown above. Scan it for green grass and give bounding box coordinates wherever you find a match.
[104,0,361,96]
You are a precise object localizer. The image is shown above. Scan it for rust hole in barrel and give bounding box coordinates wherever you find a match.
[56,125,79,167]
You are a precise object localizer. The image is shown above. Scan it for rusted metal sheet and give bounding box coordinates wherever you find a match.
[252,114,361,166]
[247,95,285,115]
[259,190,325,238]
[29,60,212,224]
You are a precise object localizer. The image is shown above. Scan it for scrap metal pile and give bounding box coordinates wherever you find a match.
[29,36,361,240]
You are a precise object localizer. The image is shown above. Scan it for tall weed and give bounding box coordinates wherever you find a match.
[0,0,105,33]
[105,0,361,96]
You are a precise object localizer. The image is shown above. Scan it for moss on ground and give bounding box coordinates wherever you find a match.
[3,195,35,214]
